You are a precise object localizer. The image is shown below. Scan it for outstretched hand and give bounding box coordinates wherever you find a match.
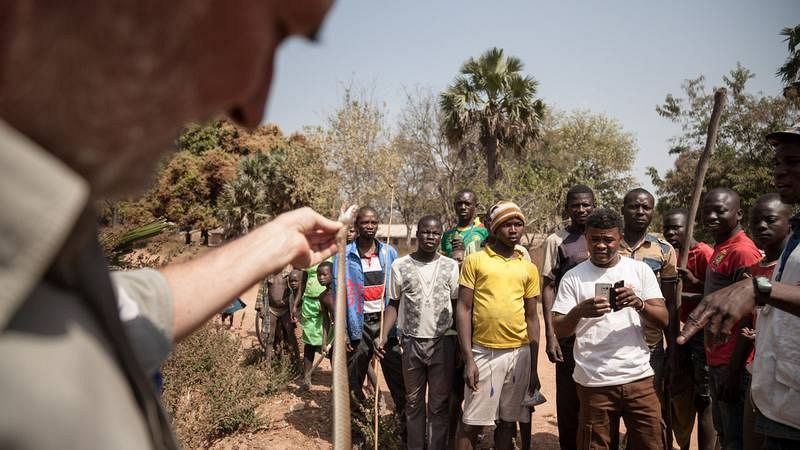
[678,278,756,345]
[270,207,342,269]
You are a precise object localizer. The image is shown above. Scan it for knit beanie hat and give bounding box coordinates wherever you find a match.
[488,201,525,233]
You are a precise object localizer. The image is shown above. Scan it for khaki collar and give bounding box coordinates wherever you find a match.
[620,233,656,253]
[0,120,89,328]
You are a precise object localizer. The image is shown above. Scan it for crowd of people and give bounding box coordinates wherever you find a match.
[3,3,799,450]
[251,125,800,450]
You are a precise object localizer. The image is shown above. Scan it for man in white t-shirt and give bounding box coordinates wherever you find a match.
[552,208,668,450]
[376,215,460,450]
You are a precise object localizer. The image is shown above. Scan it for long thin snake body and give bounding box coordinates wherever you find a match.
[332,206,357,449]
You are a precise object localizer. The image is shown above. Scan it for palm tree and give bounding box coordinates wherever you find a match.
[778,25,800,100]
[218,155,269,237]
[440,47,545,187]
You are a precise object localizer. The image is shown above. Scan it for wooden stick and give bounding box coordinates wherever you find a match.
[678,88,727,268]
[374,186,395,450]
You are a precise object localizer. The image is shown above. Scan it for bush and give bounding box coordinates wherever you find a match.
[162,325,298,448]
[351,394,403,450]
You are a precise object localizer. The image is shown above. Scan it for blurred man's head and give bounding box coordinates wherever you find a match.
[0,0,333,198]
[346,225,357,244]
[451,248,465,266]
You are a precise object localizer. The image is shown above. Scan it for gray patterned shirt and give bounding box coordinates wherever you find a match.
[390,254,459,338]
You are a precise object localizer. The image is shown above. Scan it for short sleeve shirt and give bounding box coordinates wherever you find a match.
[680,242,714,322]
[619,233,678,344]
[390,255,459,338]
[442,218,489,257]
[541,228,590,287]
[619,233,679,282]
[704,230,763,367]
[552,257,663,386]
[459,245,540,349]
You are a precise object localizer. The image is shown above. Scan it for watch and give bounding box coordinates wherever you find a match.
[753,276,772,306]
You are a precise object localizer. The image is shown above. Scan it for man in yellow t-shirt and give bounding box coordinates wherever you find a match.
[455,201,541,449]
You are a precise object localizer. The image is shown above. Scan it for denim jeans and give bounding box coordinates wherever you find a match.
[755,408,800,448]
[709,365,750,450]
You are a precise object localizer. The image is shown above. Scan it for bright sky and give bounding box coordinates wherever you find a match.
[264,1,797,195]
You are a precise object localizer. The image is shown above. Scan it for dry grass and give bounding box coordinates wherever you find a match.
[162,324,299,448]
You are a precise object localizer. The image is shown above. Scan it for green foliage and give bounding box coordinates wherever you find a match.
[777,25,800,85]
[99,218,171,266]
[648,64,799,230]
[309,87,395,211]
[178,120,238,156]
[538,109,637,209]
[218,131,339,237]
[151,145,237,232]
[440,47,545,187]
[468,109,637,235]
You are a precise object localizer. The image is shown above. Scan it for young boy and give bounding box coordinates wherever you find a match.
[220,297,246,328]
[727,193,791,450]
[296,261,334,385]
[256,267,300,365]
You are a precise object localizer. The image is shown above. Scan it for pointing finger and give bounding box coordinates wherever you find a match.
[677,301,711,344]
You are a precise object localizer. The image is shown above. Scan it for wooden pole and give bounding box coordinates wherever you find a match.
[678,87,727,268]
[374,187,395,450]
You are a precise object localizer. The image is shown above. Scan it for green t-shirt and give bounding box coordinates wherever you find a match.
[441,219,489,257]
[300,261,332,346]
[301,295,329,345]
[303,264,326,299]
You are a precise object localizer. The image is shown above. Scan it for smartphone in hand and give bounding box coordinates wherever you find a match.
[595,281,625,311]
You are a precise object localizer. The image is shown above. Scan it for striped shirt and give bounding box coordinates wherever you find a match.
[360,250,386,313]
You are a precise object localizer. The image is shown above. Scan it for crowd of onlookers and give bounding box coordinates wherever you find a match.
[257,123,800,450]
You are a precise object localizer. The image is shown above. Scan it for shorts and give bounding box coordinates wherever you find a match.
[462,344,531,426]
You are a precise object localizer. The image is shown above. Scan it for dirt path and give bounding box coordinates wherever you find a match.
[210,283,693,450]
